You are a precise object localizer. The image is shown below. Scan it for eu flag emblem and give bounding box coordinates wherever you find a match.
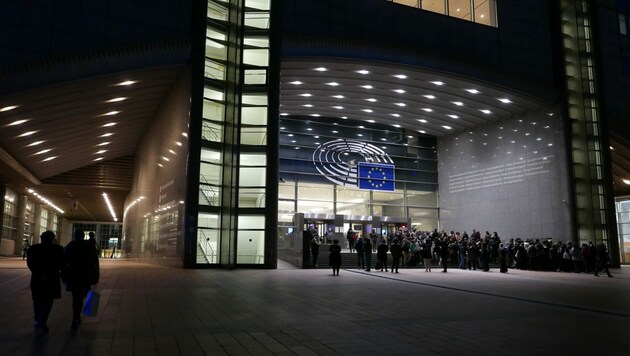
[358,163,395,191]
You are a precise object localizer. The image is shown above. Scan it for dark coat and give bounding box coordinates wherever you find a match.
[329,244,342,267]
[377,244,389,260]
[27,242,65,300]
[64,240,100,292]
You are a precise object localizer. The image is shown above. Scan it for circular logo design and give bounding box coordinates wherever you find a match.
[312,139,394,188]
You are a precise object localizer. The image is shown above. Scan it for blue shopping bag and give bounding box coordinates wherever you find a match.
[82,290,100,317]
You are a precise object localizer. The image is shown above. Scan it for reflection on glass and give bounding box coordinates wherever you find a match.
[237,230,265,264]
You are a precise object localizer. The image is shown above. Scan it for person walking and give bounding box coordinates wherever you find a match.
[363,238,373,271]
[329,239,342,276]
[26,231,65,333]
[346,228,355,252]
[310,236,320,267]
[22,239,30,260]
[64,229,100,329]
[594,243,613,278]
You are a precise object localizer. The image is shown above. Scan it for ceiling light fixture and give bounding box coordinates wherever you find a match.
[623,179,630,185]
[102,122,117,127]
[7,119,29,126]
[452,101,464,106]
[34,149,52,155]
[103,111,120,116]
[325,82,340,86]
[480,109,492,114]
[100,133,113,137]
[117,80,136,86]
[442,125,453,130]
[97,142,111,146]
[392,124,401,128]
[102,193,118,221]
[418,119,428,123]
[310,114,320,117]
[418,130,426,134]
[314,67,327,71]
[430,81,445,86]
[94,157,103,162]
[303,104,313,107]
[332,106,344,109]
[447,114,459,119]
[356,69,370,75]
[299,93,312,97]
[332,95,345,99]
[27,141,44,147]
[360,85,373,89]
[365,98,377,102]
[289,81,303,85]
[42,156,57,162]
[0,105,18,112]
[106,97,127,103]
[394,103,406,107]
[423,95,436,99]
[393,89,406,94]
[390,113,400,117]
[498,98,512,103]
[26,188,64,214]
[421,108,432,112]
[465,89,480,94]
[18,131,37,137]
[362,109,373,113]
[393,74,407,79]
[280,113,289,116]
[366,119,375,123]
[95,150,107,154]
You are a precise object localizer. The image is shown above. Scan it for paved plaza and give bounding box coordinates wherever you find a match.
[0,257,628,356]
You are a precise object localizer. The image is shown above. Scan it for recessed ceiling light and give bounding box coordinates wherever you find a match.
[447,114,459,119]
[365,98,377,102]
[7,119,29,126]
[360,85,373,89]
[0,105,18,112]
[394,103,406,107]
[18,131,37,137]
[421,108,432,112]
[392,124,401,128]
[288,134,294,137]
[365,119,375,123]
[34,149,52,155]
[289,81,303,85]
[299,93,312,97]
[42,156,57,162]
[291,140,297,143]
[362,109,373,113]
[393,74,407,79]
[104,111,120,116]
[417,119,428,123]
[27,141,44,147]
[341,116,348,119]
[325,82,340,86]
[332,106,344,109]
[303,104,313,107]
[280,113,289,116]
[381,138,387,141]
[623,179,630,185]
[480,109,492,114]
[176,141,182,146]
[498,98,512,103]
[480,14,485,18]
[94,157,104,162]
[310,114,320,117]
[97,142,111,146]
[442,125,453,130]
[314,67,327,71]
[102,122,117,127]
[106,97,127,103]
[465,89,480,94]
[393,89,406,94]
[430,81,445,86]
[610,146,614,150]
[117,80,136,86]
[100,133,114,137]
[390,113,400,117]
[452,101,464,106]
[332,95,344,99]
[332,130,338,133]
[418,130,426,134]
[157,163,163,167]
[96,150,107,154]
[548,143,553,146]
[356,70,370,75]
[423,95,436,99]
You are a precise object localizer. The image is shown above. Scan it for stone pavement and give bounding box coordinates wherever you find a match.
[0,256,629,356]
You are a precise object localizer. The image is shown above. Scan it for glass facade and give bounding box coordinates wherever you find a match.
[1,188,18,245]
[197,0,271,266]
[616,198,630,263]
[389,0,498,27]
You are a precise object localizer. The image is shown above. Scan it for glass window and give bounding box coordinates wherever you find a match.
[205,59,226,80]
[203,99,225,122]
[245,0,270,10]
[449,0,472,21]
[245,12,270,29]
[244,37,269,47]
[407,191,437,206]
[200,162,222,186]
[278,200,295,212]
[197,227,219,264]
[239,167,266,187]
[199,184,220,206]
[336,202,369,216]
[242,106,267,125]
[474,0,497,26]
[373,190,405,205]
[243,94,267,106]
[279,184,295,199]
[206,27,226,41]
[240,127,267,145]
[393,0,419,7]
[245,69,267,85]
[243,49,269,67]
[201,148,222,163]
[239,188,266,207]
[237,230,265,264]
[620,14,628,35]
[298,183,334,202]
[337,186,370,203]
[206,39,227,61]
[208,2,228,21]
[422,0,446,14]
[202,120,223,142]
[204,87,225,101]
[240,153,266,166]
[299,200,334,214]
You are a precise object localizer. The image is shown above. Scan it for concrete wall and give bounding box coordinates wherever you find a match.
[437,107,573,241]
[123,67,191,267]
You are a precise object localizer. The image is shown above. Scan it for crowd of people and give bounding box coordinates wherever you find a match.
[334,227,614,277]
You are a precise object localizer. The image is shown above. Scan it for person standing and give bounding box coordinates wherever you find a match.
[390,240,402,273]
[370,229,378,252]
[439,237,449,272]
[22,239,30,260]
[310,236,320,267]
[346,227,355,252]
[26,231,65,333]
[64,229,100,329]
[363,238,373,271]
[498,243,508,273]
[376,240,389,272]
[355,236,365,269]
[329,239,342,276]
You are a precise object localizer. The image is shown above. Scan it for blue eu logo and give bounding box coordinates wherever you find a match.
[358,163,395,191]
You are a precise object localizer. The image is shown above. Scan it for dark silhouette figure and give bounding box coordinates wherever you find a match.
[64,229,100,329]
[390,240,402,273]
[27,231,64,333]
[329,239,342,276]
[310,236,320,267]
[377,240,389,271]
[594,243,613,278]
[363,238,373,271]
[22,239,30,260]
[355,237,365,269]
